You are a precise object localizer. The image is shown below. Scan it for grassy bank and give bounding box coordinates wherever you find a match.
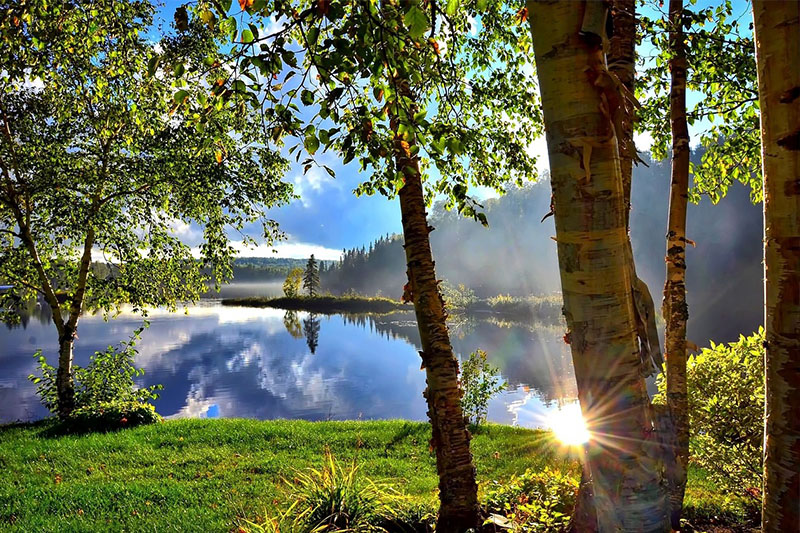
[0,419,757,532]
[222,295,412,314]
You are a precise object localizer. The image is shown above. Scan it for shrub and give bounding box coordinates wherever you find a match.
[283,267,304,297]
[440,281,478,311]
[654,329,764,499]
[247,447,408,532]
[483,468,578,532]
[29,326,162,425]
[68,401,162,432]
[461,350,507,426]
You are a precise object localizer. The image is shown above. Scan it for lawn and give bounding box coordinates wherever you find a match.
[0,419,756,532]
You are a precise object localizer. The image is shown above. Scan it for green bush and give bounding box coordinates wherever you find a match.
[29,325,162,425]
[461,350,507,426]
[655,329,764,499]
[482,468,578,532]
[68,400,162,432]
[440,281,478,311]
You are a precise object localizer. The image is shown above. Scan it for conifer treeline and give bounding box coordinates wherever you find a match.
[322,234,406,297]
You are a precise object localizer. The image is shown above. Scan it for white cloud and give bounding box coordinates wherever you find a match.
[191,239,341,260]
[292,167,327,207]
[634,130,655,152]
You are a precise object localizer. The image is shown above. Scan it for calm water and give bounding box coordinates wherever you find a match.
[0,299,578,428]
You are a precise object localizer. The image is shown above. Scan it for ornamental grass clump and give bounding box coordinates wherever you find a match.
[245,447,412,533]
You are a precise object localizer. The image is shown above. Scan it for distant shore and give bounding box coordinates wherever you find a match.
[221,295,413,314]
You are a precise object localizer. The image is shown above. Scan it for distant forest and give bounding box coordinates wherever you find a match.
[231,257,334,281]
[318,148,762,345]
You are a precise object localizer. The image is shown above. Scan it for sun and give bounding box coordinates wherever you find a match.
[546,402,590,446]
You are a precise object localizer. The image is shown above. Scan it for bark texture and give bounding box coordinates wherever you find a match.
[608,0,637,224]
[527,2,669,531]
[663,0,690,528]
[390,82,480,532]
[752,2,800,531]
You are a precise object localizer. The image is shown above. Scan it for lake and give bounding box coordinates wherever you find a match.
[0,296,580,431]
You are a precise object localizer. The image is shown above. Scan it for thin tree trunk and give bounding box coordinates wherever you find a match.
[527,1,669,531]
[752,2,800,531]
[608,0,637,226]
[56,333,76,417]
[390,81,479,532]
[663,0,691,528]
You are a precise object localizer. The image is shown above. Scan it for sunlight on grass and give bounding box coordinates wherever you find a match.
[545,402,590,446]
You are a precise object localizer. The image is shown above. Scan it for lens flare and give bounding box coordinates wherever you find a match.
[546,402,590,446]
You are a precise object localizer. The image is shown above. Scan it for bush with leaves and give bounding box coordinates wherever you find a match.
[655,329,764,499]
[482,468,578,532]
[460,350,507,426]
[29,326,162,428]
[68,401,162,432]
[440,281,478,311]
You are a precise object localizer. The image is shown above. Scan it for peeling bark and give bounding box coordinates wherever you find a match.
[752,2,800,531]
[390,80,479,532]
[527,1,669,531]
[663,0,691,528]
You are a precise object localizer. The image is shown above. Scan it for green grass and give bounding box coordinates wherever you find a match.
[0,419,756,532]
[222,295,412,314]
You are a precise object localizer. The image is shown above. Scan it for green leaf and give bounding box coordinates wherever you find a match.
[403,5,429,41]
[301,89,315,105]
[304,133,320,155]
[147,56,159,77]
[241,29,254,43]
[307,27,319,47]
[174,90,189,104]
[445,0,458,17]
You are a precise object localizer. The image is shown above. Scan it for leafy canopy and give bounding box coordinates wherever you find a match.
[0,0,292,324]
[637,0,759,203]
[182,0,541,224]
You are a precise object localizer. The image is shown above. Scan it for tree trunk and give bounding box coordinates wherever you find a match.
[527,1,669,531]
[663,0,691,528]
[608,0,636,226]
[56,329,76,417]
[391,82,480,532]
[752,2,800,531]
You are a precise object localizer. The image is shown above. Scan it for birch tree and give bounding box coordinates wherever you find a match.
[184,1,538,528]
[752,1,800,530]
[526,1,669,530]
[663,0,690,527]
[0,0,291,417]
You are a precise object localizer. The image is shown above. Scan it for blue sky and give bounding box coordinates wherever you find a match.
[153,0,753,261]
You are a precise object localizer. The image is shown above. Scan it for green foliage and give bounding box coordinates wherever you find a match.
[0,0,292,326]
[482,468,578,532]
[189,0,540,223]
[460,350,507,426]
[67,401,162,432]
[638,0,760,203]
[29,326,162,417]
[440,281,478,311]
[246,447,408,533]
[655,329,764,499]
[284,267,304,297]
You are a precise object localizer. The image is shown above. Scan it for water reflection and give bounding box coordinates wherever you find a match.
[0,302,578,427]
[303,314,320,354]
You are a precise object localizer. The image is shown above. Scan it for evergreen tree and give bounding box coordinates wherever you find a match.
[303,255,320,297]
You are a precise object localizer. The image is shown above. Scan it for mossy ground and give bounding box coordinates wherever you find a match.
[0,419,757,532]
